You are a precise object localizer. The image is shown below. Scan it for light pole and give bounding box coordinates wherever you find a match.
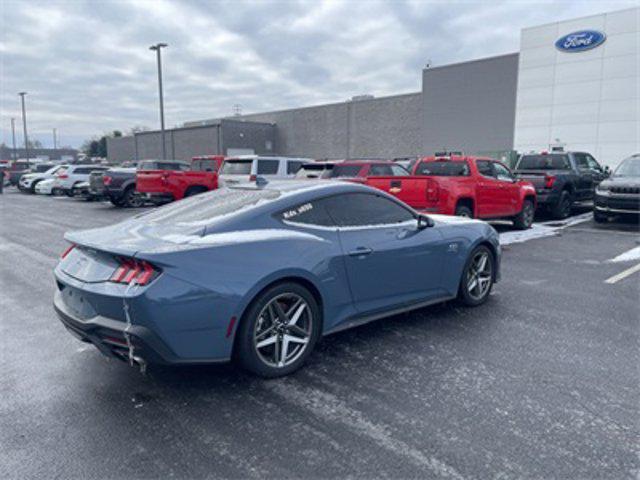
[149,42,168,160]
[53,128,58,150]
[11,118,17,160]
[18,92,29,162]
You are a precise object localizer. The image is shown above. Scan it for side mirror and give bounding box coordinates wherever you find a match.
[604,166,611,177]
[417,214,435,230]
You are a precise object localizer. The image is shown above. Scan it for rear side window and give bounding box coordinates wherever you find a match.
[287,161,305,175]
[369,164,394,176]
[330,165,364,178]
[221,160,252,175]
[257,160,279,175]
[323,193,415,227]
[517,154,570,170]
[280,200,334,227]
[192,160,219,172]
[416,161,470,176]
[138,161,157,170]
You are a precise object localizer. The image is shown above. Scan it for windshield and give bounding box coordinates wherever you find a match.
[330,165,363,178]
[192,159,219,172]
[416,161,470,176]
[614,156,640,177]
[221,160,252,175]
[296,164,333,178]
[517,154,571,170]
[134,187,281,226]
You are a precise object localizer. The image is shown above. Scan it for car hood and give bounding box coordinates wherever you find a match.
[600,177,640,188]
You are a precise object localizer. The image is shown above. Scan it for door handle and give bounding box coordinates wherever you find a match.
[348,247,373,257]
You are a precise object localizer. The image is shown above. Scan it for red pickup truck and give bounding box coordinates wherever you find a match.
[358,156,537,229]
[136,156,225,204]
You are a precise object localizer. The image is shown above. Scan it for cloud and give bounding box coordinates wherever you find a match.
[0,0,636,148]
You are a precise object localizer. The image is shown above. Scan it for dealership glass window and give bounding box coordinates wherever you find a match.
[286,161,305,175]
[415,161,470,176]
[493,162,514,181]
[280,199,334,227]
[330,165,364,178]
[258,160,279,175]
[476,160,496,178]
[221,159,252,175]
[323,193,415,227]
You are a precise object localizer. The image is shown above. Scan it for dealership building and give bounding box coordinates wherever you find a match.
[107,7,639,168]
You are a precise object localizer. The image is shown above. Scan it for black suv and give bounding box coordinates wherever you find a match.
[594,154,640,222]
[514,151,608,219]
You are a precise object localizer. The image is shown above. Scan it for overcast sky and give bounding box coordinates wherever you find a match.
[0,0,636,148]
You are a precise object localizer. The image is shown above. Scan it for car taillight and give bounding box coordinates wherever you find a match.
[249,174,257,182]
[61,244,76,259]
[58,174,68,179]
[544,175,556,189]
[426,179,439,203]
[103,175,112,185]
[110,258,159,286]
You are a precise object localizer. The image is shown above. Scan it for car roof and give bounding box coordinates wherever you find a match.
[225,155,312,161]
[336,159,391,165]
[229,179,372,196]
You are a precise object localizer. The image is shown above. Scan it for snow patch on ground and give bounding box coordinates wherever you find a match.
[499,212,592,246]
[609,246,640,263]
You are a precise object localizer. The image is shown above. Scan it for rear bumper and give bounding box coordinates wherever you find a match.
[53,289,228,365]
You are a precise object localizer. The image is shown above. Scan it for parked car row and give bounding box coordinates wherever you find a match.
[8,150,639,225]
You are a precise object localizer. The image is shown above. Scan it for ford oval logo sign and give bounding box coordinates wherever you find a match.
[555,30,606,52]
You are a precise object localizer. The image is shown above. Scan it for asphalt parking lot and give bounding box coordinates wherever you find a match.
[1,190,638,479]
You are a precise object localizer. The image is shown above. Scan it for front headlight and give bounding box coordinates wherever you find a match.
[596,183,610,192]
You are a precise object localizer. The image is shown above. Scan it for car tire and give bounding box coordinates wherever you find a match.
[122,187,143,208]
[551,191,572,219]
[593,210,608,223]
[457,245,494,307]
[454,204,473,218]
[30,180,41,194]
[236,282,321,378]
[52,188,63,196]
[513,199,534,230]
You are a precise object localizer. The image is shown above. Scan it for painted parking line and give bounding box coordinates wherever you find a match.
[610,245,640,263]
[605,263,640,284]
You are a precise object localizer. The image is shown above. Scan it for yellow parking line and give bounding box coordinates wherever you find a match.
[605,263,640,284]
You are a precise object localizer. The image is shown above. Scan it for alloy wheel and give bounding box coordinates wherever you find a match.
[253,293,312,368]
[466,251,492,301]
[524,203,534,227]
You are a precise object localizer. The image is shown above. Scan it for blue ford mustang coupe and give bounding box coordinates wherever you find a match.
[54,181,500,377]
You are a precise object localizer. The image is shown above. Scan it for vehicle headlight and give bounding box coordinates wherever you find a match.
[596,183,610,192]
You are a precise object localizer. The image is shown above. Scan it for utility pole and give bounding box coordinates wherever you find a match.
[53,128,58,150]
[18,92,29,161]
[149,43,168,159]
[11,118,17,160]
